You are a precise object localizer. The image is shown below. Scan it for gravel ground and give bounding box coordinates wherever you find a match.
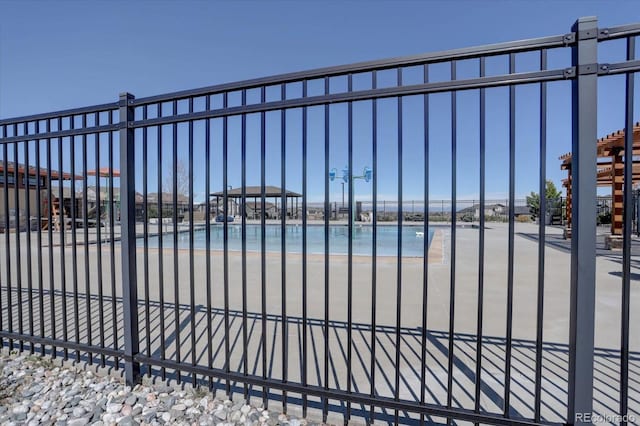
[0,351,326,426]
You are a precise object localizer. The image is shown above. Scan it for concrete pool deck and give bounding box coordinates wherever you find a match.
[0,221,638,424]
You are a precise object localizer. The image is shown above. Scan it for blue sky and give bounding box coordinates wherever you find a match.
[1,1,639,204]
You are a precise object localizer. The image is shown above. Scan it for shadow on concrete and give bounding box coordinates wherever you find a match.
[2,286,639,425]
[517,231,640,257]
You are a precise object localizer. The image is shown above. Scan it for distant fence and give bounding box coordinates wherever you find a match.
[1,16,639,426]
[307,198,556,221]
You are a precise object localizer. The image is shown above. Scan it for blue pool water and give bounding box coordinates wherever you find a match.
[142,224,434,257]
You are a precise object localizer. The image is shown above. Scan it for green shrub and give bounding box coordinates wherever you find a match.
[597,212,611,225]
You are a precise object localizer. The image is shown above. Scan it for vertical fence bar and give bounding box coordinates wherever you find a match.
[241,89,249,399]
[504,52,516,418]
[395,68,404,426]
[370,70,378,425]
[534,49,548,423]
[205,102,213,388]
[568,16,598,425]
[222,92,231,396]
[82,115,92,365]
[70,122,80,363]
[172,101,181,384]
[4,135,12,352]
[46,127,55,358]
[95,114,105,367]
[59,124,68,360]
[119,92,140,385]
[108,112,117,367]
[157,106,166,380]
[323,75,330,422]
[280,83,288,411]
[257,94,269,401]
[474,56,486,422]
[24,134,34,354]
[301,80,309,418]
[188,98,197,386]
[446,61,457,425]
[142,107,151,375]
[35,126,45,356]
[205,98,213,388]
[420,63,430,426]
[620,35,635,426]
[14,138,24,353]
[260,87,268,406]
[346,73,354,424]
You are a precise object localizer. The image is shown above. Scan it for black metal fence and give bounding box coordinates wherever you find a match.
[1,16,639,425]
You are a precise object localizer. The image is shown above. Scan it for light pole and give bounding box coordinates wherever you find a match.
[329,166,373,226]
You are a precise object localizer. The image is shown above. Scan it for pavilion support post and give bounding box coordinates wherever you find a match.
[564,169,572,239]
[611,149,624,236]
[604,149,625,249]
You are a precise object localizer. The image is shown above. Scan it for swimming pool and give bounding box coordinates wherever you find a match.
[142,224,434,257]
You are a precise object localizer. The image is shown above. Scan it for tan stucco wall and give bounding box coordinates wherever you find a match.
[0,187,42,219]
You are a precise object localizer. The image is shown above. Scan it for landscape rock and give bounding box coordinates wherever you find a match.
[0,351,329,426]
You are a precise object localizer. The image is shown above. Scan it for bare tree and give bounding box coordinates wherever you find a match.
[162,160,189,198]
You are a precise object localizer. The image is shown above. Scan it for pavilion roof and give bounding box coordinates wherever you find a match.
[596,162,640,182]
[559,121,640,168]
[562,160,640,187]
[210,186,302,198]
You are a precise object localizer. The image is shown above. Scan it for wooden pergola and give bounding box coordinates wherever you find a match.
[560,122,640,236]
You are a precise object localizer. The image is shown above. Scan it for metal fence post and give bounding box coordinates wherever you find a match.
[568,17,597,425]
[119,92,141,385]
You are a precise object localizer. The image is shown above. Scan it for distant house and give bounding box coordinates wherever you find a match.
[144,192,191,222]
[513,205,532,218]
[146,192,189,206]
[74,186,145,221]
[458,203,507,219]
[483,204,506,217]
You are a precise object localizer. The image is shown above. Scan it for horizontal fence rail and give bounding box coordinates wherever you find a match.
[1,17,639,426]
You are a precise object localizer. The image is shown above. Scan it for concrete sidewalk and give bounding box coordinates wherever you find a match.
[0,222,638,424]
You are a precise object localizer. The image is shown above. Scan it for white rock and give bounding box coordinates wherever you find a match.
[199,397,208,409]
[186,407,201,416]
[12,406,28,415]
[106,403,122,414]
